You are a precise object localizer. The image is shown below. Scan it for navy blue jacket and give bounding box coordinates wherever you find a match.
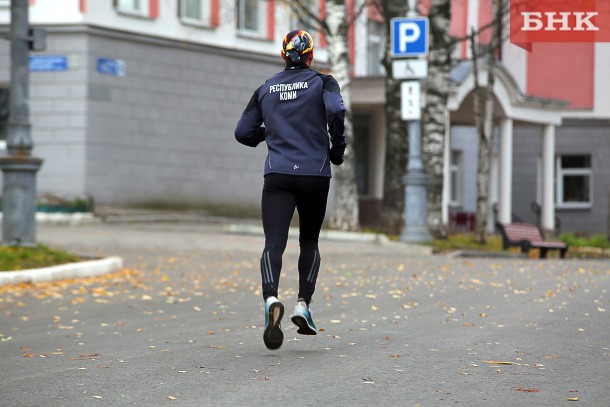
[235,64,346,177]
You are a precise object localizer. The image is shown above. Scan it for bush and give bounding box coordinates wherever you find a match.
[559,232,610,249]
[588,234,610,248]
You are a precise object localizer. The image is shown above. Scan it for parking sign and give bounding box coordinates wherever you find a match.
[391,17,429,58]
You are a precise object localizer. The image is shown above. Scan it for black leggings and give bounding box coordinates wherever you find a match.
[260,173,330,305]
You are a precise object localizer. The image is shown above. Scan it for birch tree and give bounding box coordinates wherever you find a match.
[280,0,359,231]
[470,0,505,243]
[325,0,359,231]
[421,0,452,238]
[373,0,409,235]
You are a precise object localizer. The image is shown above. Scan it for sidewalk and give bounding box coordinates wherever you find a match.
[0,218,608,406]
[0,207,430,287]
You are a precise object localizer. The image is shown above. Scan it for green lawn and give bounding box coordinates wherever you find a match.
[0,244,81,272]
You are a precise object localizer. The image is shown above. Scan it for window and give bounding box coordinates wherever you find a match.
[290,0,318,35]
[556,155,592,208]
[0,1,9,8]
[0,88,9,141]
[237,0,265,36]
[180,0,211,26]
[354,114,371,196]
[450,150,462,207]
[116,0,149,16]
[367,20,385,76]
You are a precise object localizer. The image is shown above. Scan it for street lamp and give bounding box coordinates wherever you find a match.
[0,0,44,246]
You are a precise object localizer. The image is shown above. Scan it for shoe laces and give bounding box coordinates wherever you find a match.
[297,299,313,315]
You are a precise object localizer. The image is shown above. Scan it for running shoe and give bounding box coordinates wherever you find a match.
[290,299,317,335]
[263,296,284,350]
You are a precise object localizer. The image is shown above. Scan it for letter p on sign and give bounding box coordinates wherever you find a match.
[391,17,429,57]
[398,23,420,52]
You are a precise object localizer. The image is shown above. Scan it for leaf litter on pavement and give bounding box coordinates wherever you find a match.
[0,247,607,404]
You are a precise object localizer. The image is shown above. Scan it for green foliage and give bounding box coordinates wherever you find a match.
[0,244,80,272]
[559,232,610,249]
[587,234,610,248]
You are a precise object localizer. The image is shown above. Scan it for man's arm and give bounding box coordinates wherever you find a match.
[322,75,346,165]
[235,86,266,148]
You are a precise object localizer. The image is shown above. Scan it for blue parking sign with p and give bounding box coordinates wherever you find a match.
[391,17,429,57]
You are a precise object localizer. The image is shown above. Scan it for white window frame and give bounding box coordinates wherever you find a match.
[180,0,211,27]
[0,1,9,8]
[237,0,266,38]
[556,155,592,209]
[116,0,149,17]
[367,20,385,76]
[449,150,462,208]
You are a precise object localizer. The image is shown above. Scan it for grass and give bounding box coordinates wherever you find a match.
[0,244,81,272]
[432,233,610,259]
[432,233,504,253]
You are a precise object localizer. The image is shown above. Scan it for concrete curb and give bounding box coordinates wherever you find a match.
[224,223,389,244]
[0,212,100,226]
[35,212,100,225]
[224,223,433,255]
[0,256,124,287]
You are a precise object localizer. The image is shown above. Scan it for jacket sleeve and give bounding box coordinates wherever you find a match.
[234,86,266,148]
[322,75,346,165]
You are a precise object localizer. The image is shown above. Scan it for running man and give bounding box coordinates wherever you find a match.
[234,30,346,350]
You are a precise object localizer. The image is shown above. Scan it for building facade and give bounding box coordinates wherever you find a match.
[0,0,316,216]
[350,0,610,236]
[1,0,609,235]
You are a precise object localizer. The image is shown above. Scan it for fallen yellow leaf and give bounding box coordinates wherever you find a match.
[514,387,539,393]
[484,360,513,365]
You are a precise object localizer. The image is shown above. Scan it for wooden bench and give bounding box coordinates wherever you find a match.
[497,222,569,258]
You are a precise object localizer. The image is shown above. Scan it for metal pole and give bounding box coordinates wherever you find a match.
[400,119,432,242]
[399,1,432,242]
[0,0,43,246]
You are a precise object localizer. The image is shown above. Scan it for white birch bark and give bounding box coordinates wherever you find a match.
[326,0,360,231]
[421,0,452,238]
[472,0,501,243]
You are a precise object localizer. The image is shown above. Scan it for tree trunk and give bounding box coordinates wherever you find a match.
[471,0,500,244]
[474,81,494,244]
[422,0,452,238]
[380,0,409,234]
[327,0,360,231]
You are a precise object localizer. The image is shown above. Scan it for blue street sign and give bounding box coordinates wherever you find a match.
[96,58,125,77]
[29,55,68,72]
[391,17,429,58]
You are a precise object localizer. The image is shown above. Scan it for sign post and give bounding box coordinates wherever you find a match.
[391,5,432,242]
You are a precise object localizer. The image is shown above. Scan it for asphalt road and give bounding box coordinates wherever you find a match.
[0,221,608,406]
